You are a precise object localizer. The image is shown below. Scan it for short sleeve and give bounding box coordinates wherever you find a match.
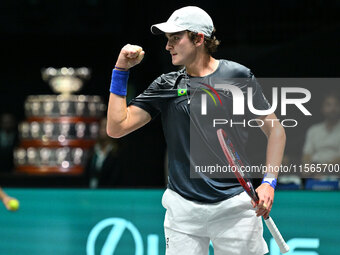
[128,76,163,119]
[128,70,183,119]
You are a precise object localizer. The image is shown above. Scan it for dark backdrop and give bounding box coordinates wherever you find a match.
[0,0,339,187]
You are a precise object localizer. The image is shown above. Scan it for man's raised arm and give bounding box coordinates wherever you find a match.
[106,44,151,138]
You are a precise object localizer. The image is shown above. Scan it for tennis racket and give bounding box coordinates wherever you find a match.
[216,128,289,254]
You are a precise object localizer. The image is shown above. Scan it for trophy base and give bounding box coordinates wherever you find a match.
[20,139,96,148]
[15,165,84,175]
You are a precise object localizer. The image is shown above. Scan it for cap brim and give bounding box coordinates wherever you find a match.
[151,22,186,35]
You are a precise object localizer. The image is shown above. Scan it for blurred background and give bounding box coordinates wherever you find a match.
[0,0,339,188]
[0,1,339,254]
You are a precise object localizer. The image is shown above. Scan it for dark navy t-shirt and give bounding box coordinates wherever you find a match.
[129,60,271,203]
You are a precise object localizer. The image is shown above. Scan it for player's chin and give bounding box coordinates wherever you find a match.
[171,58,183,66]
[172,60,181,66]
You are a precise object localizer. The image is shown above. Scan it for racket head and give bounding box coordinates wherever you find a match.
[216,128,259,204]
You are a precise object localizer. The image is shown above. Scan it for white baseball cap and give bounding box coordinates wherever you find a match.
[151,6,214,37]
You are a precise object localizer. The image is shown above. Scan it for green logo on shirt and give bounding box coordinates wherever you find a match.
[178,89,187,96]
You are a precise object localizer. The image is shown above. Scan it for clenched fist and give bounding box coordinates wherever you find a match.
[115,44,145,70]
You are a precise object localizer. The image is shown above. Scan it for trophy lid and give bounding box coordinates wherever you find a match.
[41,67,91,95]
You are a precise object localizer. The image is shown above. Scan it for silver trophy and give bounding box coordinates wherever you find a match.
[43,121,54,138]
[43,101,54,115]
[14,147,89,168]
[30,121,40,139]
[59,101,71,115]
[32,101,41,116]
[75,122,86,138]
[27,147,38,165]
[14,148,26,165]
[15,66,101,175]
[40,148,51,165]
[72,148,84,165]
[89,122,99,139]
[19,122,30,139]
[56,147,69,165]
[76,101,85,115]
[59,122,71,137]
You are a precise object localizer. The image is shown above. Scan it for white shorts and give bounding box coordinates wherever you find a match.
[162,188,268,255]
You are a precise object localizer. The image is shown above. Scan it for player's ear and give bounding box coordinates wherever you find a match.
[195,33,205,46]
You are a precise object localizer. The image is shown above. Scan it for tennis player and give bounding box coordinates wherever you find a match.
[107,6,286,255]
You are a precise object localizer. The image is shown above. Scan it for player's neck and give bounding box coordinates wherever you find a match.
[185,54,218,77]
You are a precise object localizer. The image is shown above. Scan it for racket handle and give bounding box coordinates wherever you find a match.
[264,216,290,254]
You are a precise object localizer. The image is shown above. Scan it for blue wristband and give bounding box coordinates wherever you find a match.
[109,69,129,96]
[261,173,277,189]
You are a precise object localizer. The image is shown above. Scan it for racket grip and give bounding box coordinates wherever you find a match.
[264,216,290,254]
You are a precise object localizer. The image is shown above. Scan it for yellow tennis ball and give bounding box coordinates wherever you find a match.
[8,199,19,211]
